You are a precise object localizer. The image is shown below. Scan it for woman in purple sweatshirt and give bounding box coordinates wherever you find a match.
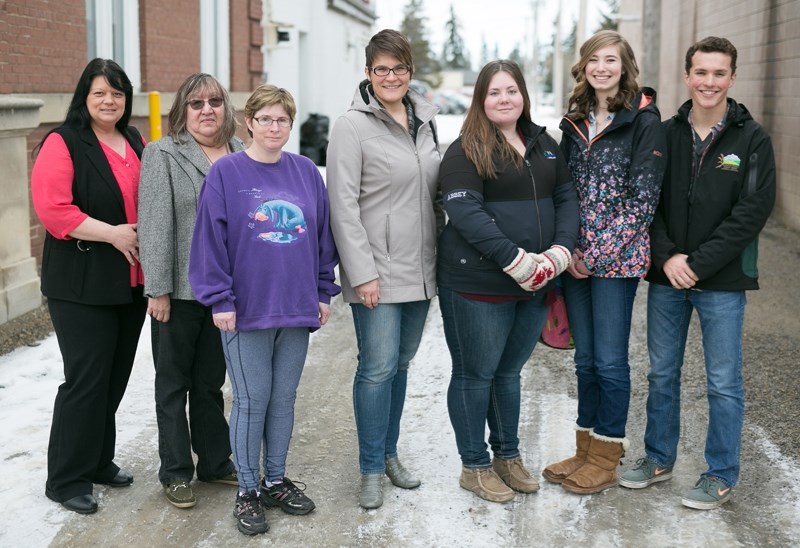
[188,84,340,536]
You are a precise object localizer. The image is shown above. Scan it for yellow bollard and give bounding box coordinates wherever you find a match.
[148,91,162,142]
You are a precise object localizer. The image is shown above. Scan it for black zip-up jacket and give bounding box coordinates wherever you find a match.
[437,121,579,296]
[647,98,776,291]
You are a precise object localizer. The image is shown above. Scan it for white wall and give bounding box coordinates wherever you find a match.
[263,0,374,153]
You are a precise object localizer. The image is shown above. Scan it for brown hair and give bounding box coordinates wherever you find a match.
[365,29,414,74]
[461,60,532,179]
[244,84,297,137]
[685,36,737,74]
[566,30,639,121]
[168,73,237,147]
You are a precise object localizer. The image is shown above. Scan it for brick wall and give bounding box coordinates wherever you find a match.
[139,0,201,91]
[230,0,263,91]
[0,0,88,93]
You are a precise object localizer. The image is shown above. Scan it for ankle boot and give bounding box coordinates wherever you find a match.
[385,456,421,489]
[492,456,540,493]
[459,466,514,503]
[359,474,383,509]
[561,432,628,495]
[542,427,592,484]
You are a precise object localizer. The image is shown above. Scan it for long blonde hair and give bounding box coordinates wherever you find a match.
[461,60,532,179]
[566,30,639,121]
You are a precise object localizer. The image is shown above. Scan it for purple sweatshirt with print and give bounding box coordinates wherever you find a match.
[188,150,340,331]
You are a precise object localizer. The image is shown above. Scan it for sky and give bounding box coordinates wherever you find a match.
[375,0,606,67]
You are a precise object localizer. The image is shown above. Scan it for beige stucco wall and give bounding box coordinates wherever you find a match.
[619,0,799,231]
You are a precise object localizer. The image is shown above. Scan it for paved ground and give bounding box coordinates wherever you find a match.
[3,218,789,547]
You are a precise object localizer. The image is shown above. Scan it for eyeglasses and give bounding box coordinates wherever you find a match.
[187,97,223,110]
[369,65,411,77]
[253,115,292,128]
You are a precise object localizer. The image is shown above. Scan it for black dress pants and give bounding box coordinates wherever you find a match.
[45,288,146,501]
[152,298,233,485]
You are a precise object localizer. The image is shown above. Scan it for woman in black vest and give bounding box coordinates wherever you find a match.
[31,58,147,515]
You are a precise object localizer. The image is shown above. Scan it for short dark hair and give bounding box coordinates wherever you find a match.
[244,84,297,137]
[685,36,737,74]
[168,73,238,147]
[365,29,413,74]
[65,58,134,131]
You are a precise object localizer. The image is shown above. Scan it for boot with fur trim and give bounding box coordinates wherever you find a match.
[542,427,592,484]
[561,432,628,495]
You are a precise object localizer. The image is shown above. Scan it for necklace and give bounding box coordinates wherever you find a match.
[199,143,230,165]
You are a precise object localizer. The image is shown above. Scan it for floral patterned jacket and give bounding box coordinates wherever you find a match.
[559,88,667,278]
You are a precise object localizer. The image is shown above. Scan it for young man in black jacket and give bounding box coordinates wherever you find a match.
[619,37,776,509]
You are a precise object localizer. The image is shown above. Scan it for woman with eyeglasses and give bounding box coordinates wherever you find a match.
[327,29,442,509]
[138,74,243,510]
[31,58,146,515]
[189,84,339,536]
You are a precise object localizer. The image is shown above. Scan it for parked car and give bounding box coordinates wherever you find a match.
[409,79,433,101]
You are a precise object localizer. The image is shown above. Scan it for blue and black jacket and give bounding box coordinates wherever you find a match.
[437,121,579,296]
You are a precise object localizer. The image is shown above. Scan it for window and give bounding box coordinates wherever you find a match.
[200,0,230,89]
[85,0,141,90]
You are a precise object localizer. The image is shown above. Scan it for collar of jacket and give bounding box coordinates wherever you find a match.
[560,87,660,140]
[353,79,438,125]
[674,97,751,129]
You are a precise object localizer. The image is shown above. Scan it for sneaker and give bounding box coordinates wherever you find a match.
[619,457,674,489]
[233,490,270,535]
[164,481,196,509]
[207,470,238,486]
[681,475,732,510]
[459,466,514,503]
[260,477,316,515]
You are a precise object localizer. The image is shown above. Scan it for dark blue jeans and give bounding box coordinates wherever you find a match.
[152,299,233,485]
[562,275,639,439]
[351,300,431,474]
[439,288,547,468]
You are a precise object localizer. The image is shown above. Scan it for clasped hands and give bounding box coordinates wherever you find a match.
[503,246,571,292]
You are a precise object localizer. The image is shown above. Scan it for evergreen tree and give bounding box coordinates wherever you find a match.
[400,0,440,84]
[508,43,524,67]
[441,4,470,70]
[480,36,490,67]
[596,0,619,31]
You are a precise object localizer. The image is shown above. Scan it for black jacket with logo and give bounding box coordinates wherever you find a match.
[647,98,776,291]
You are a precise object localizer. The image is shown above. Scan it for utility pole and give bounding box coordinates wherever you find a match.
[530,0,541,111]
[553,2,564,114]
[641,0,661,89]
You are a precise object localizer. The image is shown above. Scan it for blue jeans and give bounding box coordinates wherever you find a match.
[351,300,431,474]
[562,275,639,438]
[439,288,547,468]
[644,283,746,487]
[222,328,309,491]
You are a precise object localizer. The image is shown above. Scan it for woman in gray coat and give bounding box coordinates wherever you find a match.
[138,73,244,509]
[327,29,442,509]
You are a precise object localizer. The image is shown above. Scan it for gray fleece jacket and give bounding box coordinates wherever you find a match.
[327,81,442,304]
[138,132,245,300]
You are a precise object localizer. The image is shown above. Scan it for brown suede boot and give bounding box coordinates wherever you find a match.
[561,433,628,495]
[541,427,592,484]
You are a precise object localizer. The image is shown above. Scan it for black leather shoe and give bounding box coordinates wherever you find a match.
[61,494,98,514]
[96,468,133,487]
